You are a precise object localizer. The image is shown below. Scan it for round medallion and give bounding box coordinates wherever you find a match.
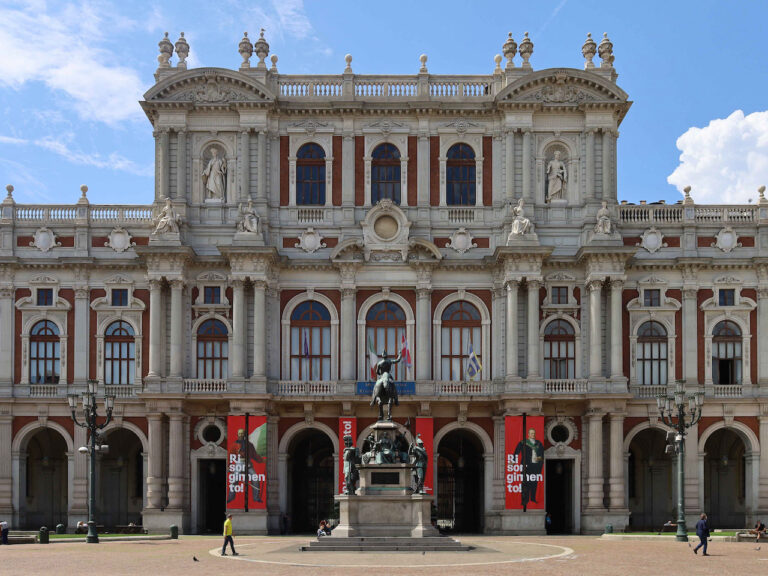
[373,215,399,240]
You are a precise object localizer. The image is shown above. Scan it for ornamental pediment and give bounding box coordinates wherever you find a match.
[496,68,628,105]
[143,68,275,105]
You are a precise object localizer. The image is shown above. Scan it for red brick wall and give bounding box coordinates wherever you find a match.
[332,136,342,206]
[482,136,492,206]
[355,136,364,205]
[280,136,289,206]
[407,136,417,206]
[430,137,439,206]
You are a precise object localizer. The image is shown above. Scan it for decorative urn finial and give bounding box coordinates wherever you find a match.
[419,54,428,73]
[758,185,767,205]
[344,54,353,73]
[269,54,278,72]
[598,32,614,68]
[174,32,189,69]
[157,32,173,67]
[254,28,270,69]
[493,54,502,73]
[503,32,517,69]
[5,185,13,199]
[582,33,597,69]
[239,32,254,68]
[518,32,534,70]
[683,185,693,205]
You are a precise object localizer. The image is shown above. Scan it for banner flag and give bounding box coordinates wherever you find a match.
[368,339,378,380]
[504,414,545,510]
[466,341,482,381]
[338,417,357,494]
[226,414,268,511]
[415,417,434,494]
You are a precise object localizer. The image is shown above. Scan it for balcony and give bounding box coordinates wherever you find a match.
[433,380,494,396]
[629,384,669,399]
[182,379,228,393]
[271,380,337,396]
[545,379,589,394]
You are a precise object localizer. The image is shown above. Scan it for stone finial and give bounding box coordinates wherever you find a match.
[344,54,353,73]
[502,32,517,69]
[157,32,173,68]
[598,32,614,68]
[254,28,270,69]
[518,32,533,70]
[78,185,89,204]
[419,54,428,73]
[758,185,767,205]
[5,185,13,200]
[582,33,597,69]
[270,54,278,72]
[175,33,189,69]
[239,32,254,68]
[493,54,502,73]
[683,185,693,205]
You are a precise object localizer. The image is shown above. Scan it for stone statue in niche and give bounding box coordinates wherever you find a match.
[594,201,613,235]
[509,198,533,236]
[152,197,182,235]
[237,200,259,233]
[546,150,567,201]
[202,147,227,200]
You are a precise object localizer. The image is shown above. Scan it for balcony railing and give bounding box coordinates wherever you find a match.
[103,384,140,398]
[618,203,757,225]
[14,205,153,224]
[272,381,337,396]
[29,384,59,397]
[544,379,588,394]
[435,380,494,396]
[183,379,228,393]
[630,384,669,399]
[708,384,743,398]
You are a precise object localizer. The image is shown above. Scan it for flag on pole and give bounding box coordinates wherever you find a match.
[303,329,310,357]
[368,339,379,381]
[466,341,482,381]
[401,332,412,375]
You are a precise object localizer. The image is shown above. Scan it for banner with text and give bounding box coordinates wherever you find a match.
[504,415,545,510]
[226,414,268,511]
[338,417,357,494]
[415,417,434,494]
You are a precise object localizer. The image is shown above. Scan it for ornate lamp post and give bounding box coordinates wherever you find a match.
[656,380,703,542]
[68,379,115,544]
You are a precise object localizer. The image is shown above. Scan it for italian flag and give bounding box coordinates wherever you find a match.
[368,340,378,381]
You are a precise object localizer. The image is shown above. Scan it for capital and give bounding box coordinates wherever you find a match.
[587,279,603,293]
[341,287,356,299]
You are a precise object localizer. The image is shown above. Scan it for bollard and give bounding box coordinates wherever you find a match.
[170,524,178,539]
[39,526,49,544]
[56,524,65,534]
[605,524,614,534]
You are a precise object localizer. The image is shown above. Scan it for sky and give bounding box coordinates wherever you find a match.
[0,0,767,206]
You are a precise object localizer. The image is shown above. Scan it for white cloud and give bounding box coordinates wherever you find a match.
[34,134,152,177]
[667,110,768,204]
[0,135,28,145]
[0,1,147,125]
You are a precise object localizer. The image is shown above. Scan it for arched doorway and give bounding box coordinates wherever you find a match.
[436,429,484,533]
[287,429,334,533]
[628,428,672,530]
[23,428,69,529]
[704,429,746,529]
[98,429,143,527]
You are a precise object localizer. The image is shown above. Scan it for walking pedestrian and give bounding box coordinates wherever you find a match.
[221,514,239,556]
[0,519,8,544]
[693,513,710,556]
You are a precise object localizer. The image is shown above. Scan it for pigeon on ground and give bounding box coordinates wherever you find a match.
[193,556,199,562]
[687,542,691,547]
[755,546,761,551]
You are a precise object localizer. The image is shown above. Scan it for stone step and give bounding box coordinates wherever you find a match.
[301,536,473,552]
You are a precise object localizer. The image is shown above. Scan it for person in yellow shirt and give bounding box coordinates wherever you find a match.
[221,514,238,556]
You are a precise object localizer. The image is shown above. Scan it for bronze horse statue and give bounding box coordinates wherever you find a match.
[370,351,401,420]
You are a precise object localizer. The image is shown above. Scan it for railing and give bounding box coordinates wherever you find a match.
[278,78,343,97]
[14,205,154,224]
[90,206,154,223]
[103,385,140,398]
[630,384,669,399]
[297,207,326,224]
[273,381,337,396]
[544,379,588,394]
[447,208,475,224]
[435,380,493,396]
[183,379,228,393]
[695,206,756,223]
[619,204,757,225]
[29,384,59,397]
[429,79,491,98]
[619,205,683,224]
[709,384,743,398]
[355,79,418,98]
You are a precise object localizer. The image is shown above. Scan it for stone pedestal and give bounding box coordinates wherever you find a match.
[333,493,437,537]
[142,509,189,534]
[500,509,546,534]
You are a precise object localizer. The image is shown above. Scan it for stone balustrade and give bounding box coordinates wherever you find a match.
[182,379,228,393]
[13,204,154,224]
[619,203,759,225]
[271,380,337,396]
[544,379,589,394]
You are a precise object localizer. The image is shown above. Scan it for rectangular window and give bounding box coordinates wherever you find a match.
[644,289,661,307]
[551,286,568,305]
[719,289,735,306]
[36,288,53,306]
[204,286,221,304]
[111,288,128,307]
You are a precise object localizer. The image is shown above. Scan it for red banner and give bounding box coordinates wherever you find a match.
[415,417,434,494]
[338,417,357,493]
[226,414,268,511]
[504,415,545,510]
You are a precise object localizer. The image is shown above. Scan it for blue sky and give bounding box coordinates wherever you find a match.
[1,0,767,206]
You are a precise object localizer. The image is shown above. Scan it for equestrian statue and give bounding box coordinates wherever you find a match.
[370,351,401,421]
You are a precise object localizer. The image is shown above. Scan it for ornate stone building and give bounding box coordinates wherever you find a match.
[2,30,766,535]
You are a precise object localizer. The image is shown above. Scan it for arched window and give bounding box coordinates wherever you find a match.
[366,301,407,381]
[636,321,667,385]
[543,319,575,379]
[296,143,326,205]
[30,320,60,384]
[290,301,331,381]
[371,143,401,205]
[197,319,228,379]
[446,143,476,206]
[440,301,481,380]
[104,321,135,385]
[713,320,742,385]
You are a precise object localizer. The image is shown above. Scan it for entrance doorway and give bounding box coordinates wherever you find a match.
[99,429,143,527]
[628,428,671,530]
[287,430,334,533]
[545,459,573,534]
[23,428,68,529]
[704,428,746,529]
[198,459,226,533]
[436,429,484,533]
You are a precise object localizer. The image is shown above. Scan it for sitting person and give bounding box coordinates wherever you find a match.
[317,520,328,538]
[750,520,766,542]
[323,520,332,535]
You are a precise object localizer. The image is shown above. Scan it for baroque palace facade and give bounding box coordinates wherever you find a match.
[2,30,767,535]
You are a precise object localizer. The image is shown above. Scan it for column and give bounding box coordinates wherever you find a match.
[74,287,89,382]
[340,288,356,380]
[522,129,532,202]
[70,424,88,517]
[492,286,503,379]
[252,281,266,378]
[505,130,515,201]
[506,280,519,378]
[586,410,604,509]
[588,280,603,378]
[416,288,431,381]
[167,412,184,509]
[148,279,163,378]
[526,279,540,378]
[0,412,13,515]
[231,280,245,378]
[610,279,623,379]
[240,130,250,201]
[492,416,506,509]
[585,129,595,201]
[342,134,355,206]
[684,420,700,521]
[683,288,699,384]
[169,279,183,378]
[758,414,768,515]
[601,129,612,199]
[0,288,14,385]
[176,129,186,199]
[609,413,626,509]
[158,129,169,200]
[417,134,429,206]
[146,413,164,509]
[257,130,267,201]
[758,287,768,385]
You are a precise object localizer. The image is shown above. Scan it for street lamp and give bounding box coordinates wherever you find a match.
[68,379,115,544]
[656,380,703,542]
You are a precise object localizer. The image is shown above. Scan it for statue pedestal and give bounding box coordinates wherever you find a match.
[333,493,438,538]
[233,231,264,245]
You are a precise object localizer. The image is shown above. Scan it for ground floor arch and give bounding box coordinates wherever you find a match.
[435,427,485,533]
[703,428,747,528]
[97,427,144,527]
[627,428,672,530]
